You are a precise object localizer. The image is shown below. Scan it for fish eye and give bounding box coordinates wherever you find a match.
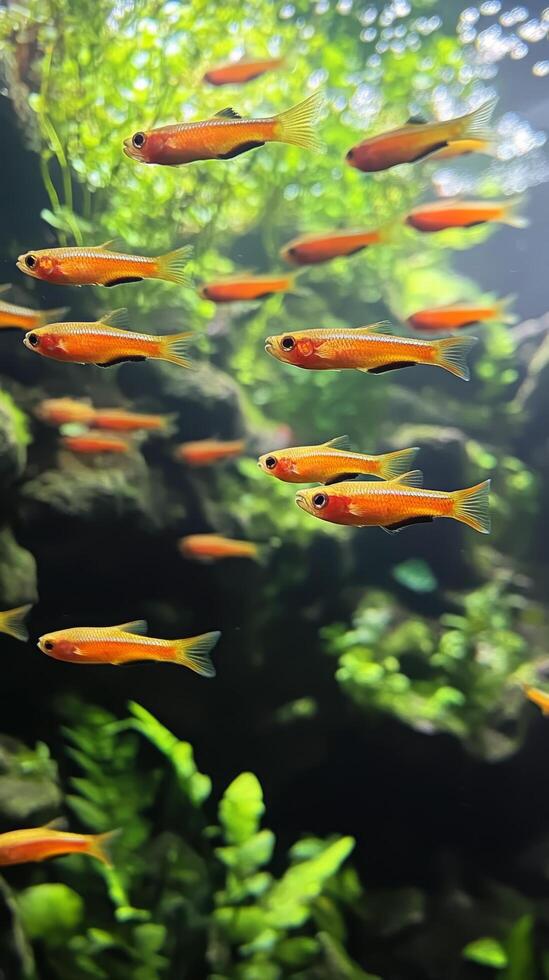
[312,492,328,510]
[25,254,37,268]
[265,456,277,469]
[132,132,146,149]
[27,333,39,347]
[43,640,54,651]
[281,336,295,351]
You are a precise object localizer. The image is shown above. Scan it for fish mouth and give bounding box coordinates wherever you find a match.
[295,492,307,512]
[22,333,32,350]
[264,338,274,354]
[122,139,140,160]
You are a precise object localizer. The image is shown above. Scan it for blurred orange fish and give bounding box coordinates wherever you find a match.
[175,438,245,466]
[295,470,491,534]
[203,56,284,86]
[38,619,220,677]
[62,431,132,455]
[0,604,32,642]
[258,437,419,484]
[428,137,495,161]
[265,322,476,379]
[523,685,549,716]
[16,242,192,287]
[23,309,192,368]
[179,534,259,561]
[280,227,391,265]
[408,297,516,332]
[0,286,68,331]
[406,198,528,233]
[37,397,95,426]
[123,91,323,165]
[199,274,294,303]
[346,98,496,172]
[93,408,174,432]
[0,825,118,867]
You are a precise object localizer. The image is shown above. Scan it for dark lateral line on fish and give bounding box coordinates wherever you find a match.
[384,515,435,532]
[324,472,362,485]
[96,356,147,367]
[408,141,448,163]
[368,361,416,374]
[217,140,265,159]
[104,276,143,287]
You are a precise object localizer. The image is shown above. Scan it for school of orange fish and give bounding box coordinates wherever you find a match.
[0,55,538,867]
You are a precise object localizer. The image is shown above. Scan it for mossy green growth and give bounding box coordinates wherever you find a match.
[323,584,549,760]
[0,389,31,483]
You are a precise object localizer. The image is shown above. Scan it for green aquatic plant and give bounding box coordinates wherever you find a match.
[0,699,368,980]
[323,583,549,759]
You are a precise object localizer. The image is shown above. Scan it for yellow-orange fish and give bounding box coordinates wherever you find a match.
[408,297,516,332]
[295,470,491,534]
[93,408,174,432]
[280,227,391,265]
[174,438,245,466]
[265,322,476,380]
[23,309,192,368]
[62,431,132,455]
[0,286,68,331]
[199,274,295,303]
[203,56,284,86]
[523,685,549,716]
[258,437,419,485]
[179,534,259,561]
[0,604,32,642]
[346,98,496,172]
[37,397,96,426]
[16,242,192,287]
[406,198,528,233]
[0,825,117,867]
[38,619,220,677]
[123,91,323,165]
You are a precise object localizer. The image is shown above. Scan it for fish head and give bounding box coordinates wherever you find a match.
[295,486,352,524]
[123,129,158,163]
[279,243,299,265]
[23,327,64,357]
[38,633,81,661]
[264,331,317,366]
[17,250,56,281]
[345,141,379,172]
[257,451,297,481]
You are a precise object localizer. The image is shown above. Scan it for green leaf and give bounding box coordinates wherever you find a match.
[503,916,536,980]
[318,931,381,979]
[392,559,438,594]
[216,830,275,875]
[17,885,83,946]
[265,837,355,929]
[219,772,265,846]
[463,937,508,968]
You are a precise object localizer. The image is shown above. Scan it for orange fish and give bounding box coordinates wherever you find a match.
[523,685,549,716]
[428,137,495,161]
[265,322,476,380]
[203,56,284,86]
[295,470,491,534]
[179,534,259,561]
[16,242,192,287]
[258,437,419,485]
[123,91,323,165]
[406,198,528,233]
[174,438,245,466]
[0,286,68,331]
[0,825,118,867]
[23,309,192,368]
[408,297,516,332]
[346,98,496,172]
[93,408,174,432]
[62,431,132,455]
[199,274,295,303]
[37,397,96,426]
[280,227,391,266]
[38,619,220,677]
[0,604,33,642]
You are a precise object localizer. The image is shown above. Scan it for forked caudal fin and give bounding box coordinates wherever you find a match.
[451,479,491,533]
[495,294,518,325]
[90,829,122,867]
[158,332,193,368]
[156,245,193,285]
[274,90,325,151]
[460,96,498,141]
[502,197,529,229]
[0,603,33,642]
[433,335,477,380]
[175,630,221,677]
[377,447,420,480]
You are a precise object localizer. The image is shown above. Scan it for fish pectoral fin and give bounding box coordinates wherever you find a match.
[96,356,147,367]
[384,516,435,531]
[323,435,351,451]
[113,619,149,635]
[217,141,265,159]
[214,107,242,119]
[364,361,416,374]
[409,142,449,163]
[0,284,11,296]
[406,114,429,125]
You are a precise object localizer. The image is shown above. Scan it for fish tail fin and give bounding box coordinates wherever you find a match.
[40,306,69,326]
[461,96,498,140]
[495,294,518,325]
[90,829,121,867]
[156,245,193,285]
[274,91,325,151]
[433,335,477,380]
[375,222,399,245]
[502,196,529,229]
[451,479,491,534]
[0,603,32,642]
[377,447,420,480]
[174,630,221,677]
[158,331,193,368]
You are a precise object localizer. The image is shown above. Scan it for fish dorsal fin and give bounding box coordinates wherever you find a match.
[406,114,428,125]
[323,435,351,451]
[99,308,129,329]
[44,817,67,830]
[114,619,149,635]
[360,321,392,334]
[0,284,11,296]
[388,469,423,488]
[215,107,242,119]
[91,238,123,251]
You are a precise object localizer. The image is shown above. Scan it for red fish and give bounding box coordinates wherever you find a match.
[0,825,118,867]
[406,198,528,233]
[179,534,259,561]
[0,286,68,331]
[199,274,295,303]
[203,56,284,86]
[62,432,132,455]
[280,227,391,266]
[408,297,516,331]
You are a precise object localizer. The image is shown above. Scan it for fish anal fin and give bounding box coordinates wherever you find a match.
[114,619,149,635]
[384,515,434,531]
[366,361,416,374]
[217,140,265,159]
[323,435,351,451]
[214,107,242,119]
